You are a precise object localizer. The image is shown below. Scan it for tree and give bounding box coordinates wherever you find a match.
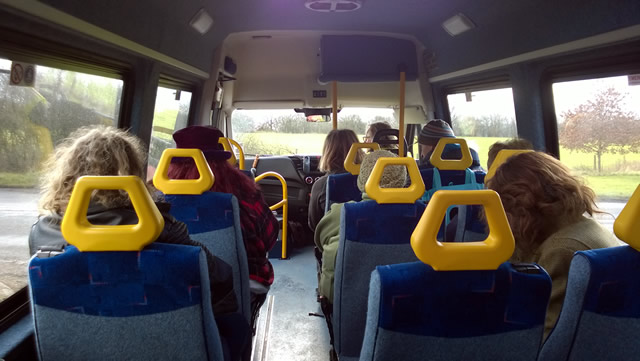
[559,87,640,172]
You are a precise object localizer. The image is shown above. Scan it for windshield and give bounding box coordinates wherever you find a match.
[231,107,396,155]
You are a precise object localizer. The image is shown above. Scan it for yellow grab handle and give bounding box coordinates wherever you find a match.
[153,148,214,195]
[429,138,473,170]
[344,142,380,175]
[255,171,289,259]
[61,176,164,252]
[219,137,245,170]
[614,184,640,250]
[485,149,533,181]
[365,157,425,204]
[411,190,515,271]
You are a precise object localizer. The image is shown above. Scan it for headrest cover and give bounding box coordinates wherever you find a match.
[153,148,214,195]
[429,138,473,170]
[365,157,425,204]
[344,142,380,175]
[411,189,515,270]
[61,176,164,251]
[614,185,640,250]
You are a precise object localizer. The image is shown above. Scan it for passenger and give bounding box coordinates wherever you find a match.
[167,126,279,298]
[486,137,534,170]
[418,119,483,171]
[363,121,391,143]
[308,129,363,232]
[364,121,398,150]
[315,149,407,303]
[486,151,618,339]
[28,126,247,360]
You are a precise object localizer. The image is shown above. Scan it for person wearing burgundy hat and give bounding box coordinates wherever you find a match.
[168,126,279,300]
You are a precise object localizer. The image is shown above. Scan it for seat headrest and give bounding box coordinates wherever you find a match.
[411,189,515,270]
[614,185,640,250]
[61,176,164,251]
[429,138,473,170]
[344,142,380,175]
[485,149,533,181]
[365,157,425,204]
[153,148,214,195]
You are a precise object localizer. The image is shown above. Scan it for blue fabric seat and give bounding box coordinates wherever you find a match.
[360,261,551,361]
[420,168,485,189]
[333,200,426,361]
[539,246,640,361]
[325,173,362,213]
[29,243,224,361]
[165,192,251,323]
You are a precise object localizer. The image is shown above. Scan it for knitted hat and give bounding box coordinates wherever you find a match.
[357,150,407,193]
[418,119,455,146]
[172,126,232,161]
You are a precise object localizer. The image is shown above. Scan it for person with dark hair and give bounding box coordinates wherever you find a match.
[308,129,363,231]
[486,137,534,170]
[486,151,618,339]
[168,126,279,290]
[418,119,483,171]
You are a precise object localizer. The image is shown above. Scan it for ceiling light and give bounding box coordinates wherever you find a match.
[305,0,362,13]
[442,13,475,37]
[190,8,214,35]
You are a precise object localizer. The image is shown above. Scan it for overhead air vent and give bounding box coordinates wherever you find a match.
[305,0,362,13]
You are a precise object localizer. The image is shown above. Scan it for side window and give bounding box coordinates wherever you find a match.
[0,57,123,302]
[447,88,518,169]
[553,75,640,204]
[147,86,192,180]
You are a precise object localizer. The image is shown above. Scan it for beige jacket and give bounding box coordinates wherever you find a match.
[512,216,619,340]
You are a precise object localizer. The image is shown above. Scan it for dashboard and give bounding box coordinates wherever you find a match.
[247,155,325,224]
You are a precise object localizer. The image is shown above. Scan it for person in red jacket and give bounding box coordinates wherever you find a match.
[167,126,279,296]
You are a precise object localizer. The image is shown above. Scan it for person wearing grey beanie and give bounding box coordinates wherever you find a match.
[314,150,407,305]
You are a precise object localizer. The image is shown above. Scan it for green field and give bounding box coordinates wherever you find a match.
[0,172,40,188]
[236,132,640,200]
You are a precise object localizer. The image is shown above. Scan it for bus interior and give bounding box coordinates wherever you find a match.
[1,0,640,360]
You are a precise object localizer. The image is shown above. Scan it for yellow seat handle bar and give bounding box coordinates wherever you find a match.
[153,148,214,195]
[614,185,640,250]
[219,137,246,170]
[484,149,533,182]
[365,157,425,204]
[411,189,515,271]
[429,138,473,170]
[61,176,164,252]
[255,171,288,259]
[344,142,380,175]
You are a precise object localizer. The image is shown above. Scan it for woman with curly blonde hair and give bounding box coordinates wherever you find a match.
[29,125,249,359]
[486,151,618,339]
[30,127,237,309]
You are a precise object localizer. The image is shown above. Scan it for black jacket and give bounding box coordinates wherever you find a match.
[29,202,238,315]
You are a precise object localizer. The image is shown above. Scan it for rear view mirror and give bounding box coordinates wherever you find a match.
[295,107,338,122]
[306,115,331,122]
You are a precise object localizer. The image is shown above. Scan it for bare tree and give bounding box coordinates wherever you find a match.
[559,87,640,172]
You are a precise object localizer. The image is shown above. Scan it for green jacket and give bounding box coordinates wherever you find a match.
[511,216,619,340]
[314,194,372,303]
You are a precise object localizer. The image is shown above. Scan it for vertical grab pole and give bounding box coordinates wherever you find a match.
[398,71,406,157]
[332,81,338,130]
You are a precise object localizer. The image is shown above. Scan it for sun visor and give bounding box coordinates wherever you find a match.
[319,35,418,83]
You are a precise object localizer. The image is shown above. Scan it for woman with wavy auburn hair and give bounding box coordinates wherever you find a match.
[486,151,618,339]
[308,129,363,231]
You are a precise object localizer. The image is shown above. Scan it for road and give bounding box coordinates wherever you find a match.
[0,188,629,302]
[0,188,39,301]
